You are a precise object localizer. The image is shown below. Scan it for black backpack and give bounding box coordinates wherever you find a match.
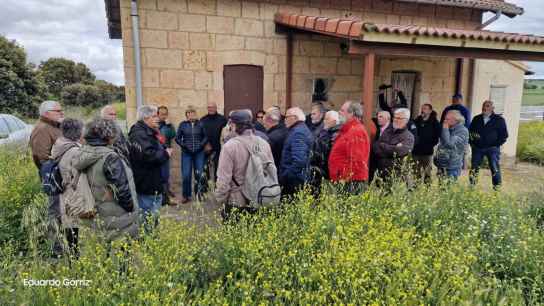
[40,159,64,196]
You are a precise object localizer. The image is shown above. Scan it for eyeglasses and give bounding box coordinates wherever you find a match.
[393,116,408,120]
[257,116,264,119]
[49,109,63,113]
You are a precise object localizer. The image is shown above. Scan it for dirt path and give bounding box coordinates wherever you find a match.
[161,162,543,223]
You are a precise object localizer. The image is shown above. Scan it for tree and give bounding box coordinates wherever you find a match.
[61,83,107,108]
[0,35,47,117]
[38,57,95,98]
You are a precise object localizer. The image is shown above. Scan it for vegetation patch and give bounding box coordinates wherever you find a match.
[517,121,544,165]
[1,151,544,304]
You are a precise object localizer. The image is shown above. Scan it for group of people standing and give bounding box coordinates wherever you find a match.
[29,92,508,258]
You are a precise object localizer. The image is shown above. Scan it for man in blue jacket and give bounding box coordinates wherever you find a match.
[469,100,508,189]
[279,107,313,199]
[440,94,471,128]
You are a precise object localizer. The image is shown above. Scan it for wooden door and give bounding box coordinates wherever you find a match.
[223,65,263,116]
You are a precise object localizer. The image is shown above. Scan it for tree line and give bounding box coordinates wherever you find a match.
[0,35,124,117]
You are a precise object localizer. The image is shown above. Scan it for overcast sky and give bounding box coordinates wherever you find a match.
[1,0,543,85]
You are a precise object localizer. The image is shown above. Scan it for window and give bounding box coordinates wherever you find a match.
[489,86,506,114]
[312,78,333,102]
[0,118,9,135]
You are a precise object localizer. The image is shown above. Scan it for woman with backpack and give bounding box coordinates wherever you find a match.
[73,118,140,242]
[50,118,84,258]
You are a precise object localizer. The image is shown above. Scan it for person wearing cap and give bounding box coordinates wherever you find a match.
[175,106,208,204]
[440,94,471,128]
[279,107,314,198]
[214,110,274,220]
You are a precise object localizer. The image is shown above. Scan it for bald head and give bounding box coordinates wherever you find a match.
[207,102,218,115]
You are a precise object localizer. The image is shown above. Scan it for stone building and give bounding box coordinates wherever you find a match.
[104,0,544,183]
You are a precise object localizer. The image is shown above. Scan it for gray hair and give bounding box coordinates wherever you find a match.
[312,102,326,113]
[61,118,84,141]
[394,108,411,120]
[287,107,306,121]
[84,118,118,143]
[100,105,115,118]
[137,105,158,121]
[39,100,60,116]
[325,110,340,125]
[447,110,465,125]
[345,101,363,119]
[377,110,391,120]
[265,107,281,122]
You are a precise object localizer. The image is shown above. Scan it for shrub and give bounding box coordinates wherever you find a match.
[517,121,544,165]
[113,102,126,120]
[60,83,106,108]
[1,174,543,304]
[0,150,47,253]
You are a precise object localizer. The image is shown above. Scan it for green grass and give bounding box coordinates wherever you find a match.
[1,150,544,304]
[517,121,544,165]
[523,79,544,106]
[523,92,544,106]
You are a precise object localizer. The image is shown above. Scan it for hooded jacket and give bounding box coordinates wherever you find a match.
[129,121,170,195]
[434,124,469,170]
[73,139,139,242]
[51,137,81,229]
[329,118,370,182]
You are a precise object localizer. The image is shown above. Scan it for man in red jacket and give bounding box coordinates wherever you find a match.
[328,101,371,194]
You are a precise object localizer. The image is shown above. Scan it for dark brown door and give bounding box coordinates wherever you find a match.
[223,65,263,116]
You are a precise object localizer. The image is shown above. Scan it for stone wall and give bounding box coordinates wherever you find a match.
[120,0,482,125]
[118,0,482,187]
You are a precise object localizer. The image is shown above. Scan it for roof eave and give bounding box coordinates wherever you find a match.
[105,0,122,39]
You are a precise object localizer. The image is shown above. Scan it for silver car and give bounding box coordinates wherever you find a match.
[0,114,33,151]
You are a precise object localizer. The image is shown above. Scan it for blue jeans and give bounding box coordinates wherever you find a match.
[438,167,461,181]
[470,147,502,187]
[181,151,205,199]
[138,194,162,233]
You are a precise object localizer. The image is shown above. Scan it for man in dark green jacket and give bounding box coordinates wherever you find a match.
[158,106,176,204]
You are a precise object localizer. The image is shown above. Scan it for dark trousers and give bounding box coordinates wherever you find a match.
[412,155,433,184]
[160,159,171,205]
[206,150,220,183]
[47,194,64,257]
[335,181,367,195]
[280,178,305,202]
[470,146,502,188]
[181,151,205,199]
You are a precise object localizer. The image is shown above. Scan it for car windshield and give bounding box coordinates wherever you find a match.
[4,116,23,133]
[9,115,26,130]
[0,118,9,135]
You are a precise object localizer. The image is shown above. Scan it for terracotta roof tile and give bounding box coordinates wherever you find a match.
[275,12,544,45]
[395,0,523,17]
